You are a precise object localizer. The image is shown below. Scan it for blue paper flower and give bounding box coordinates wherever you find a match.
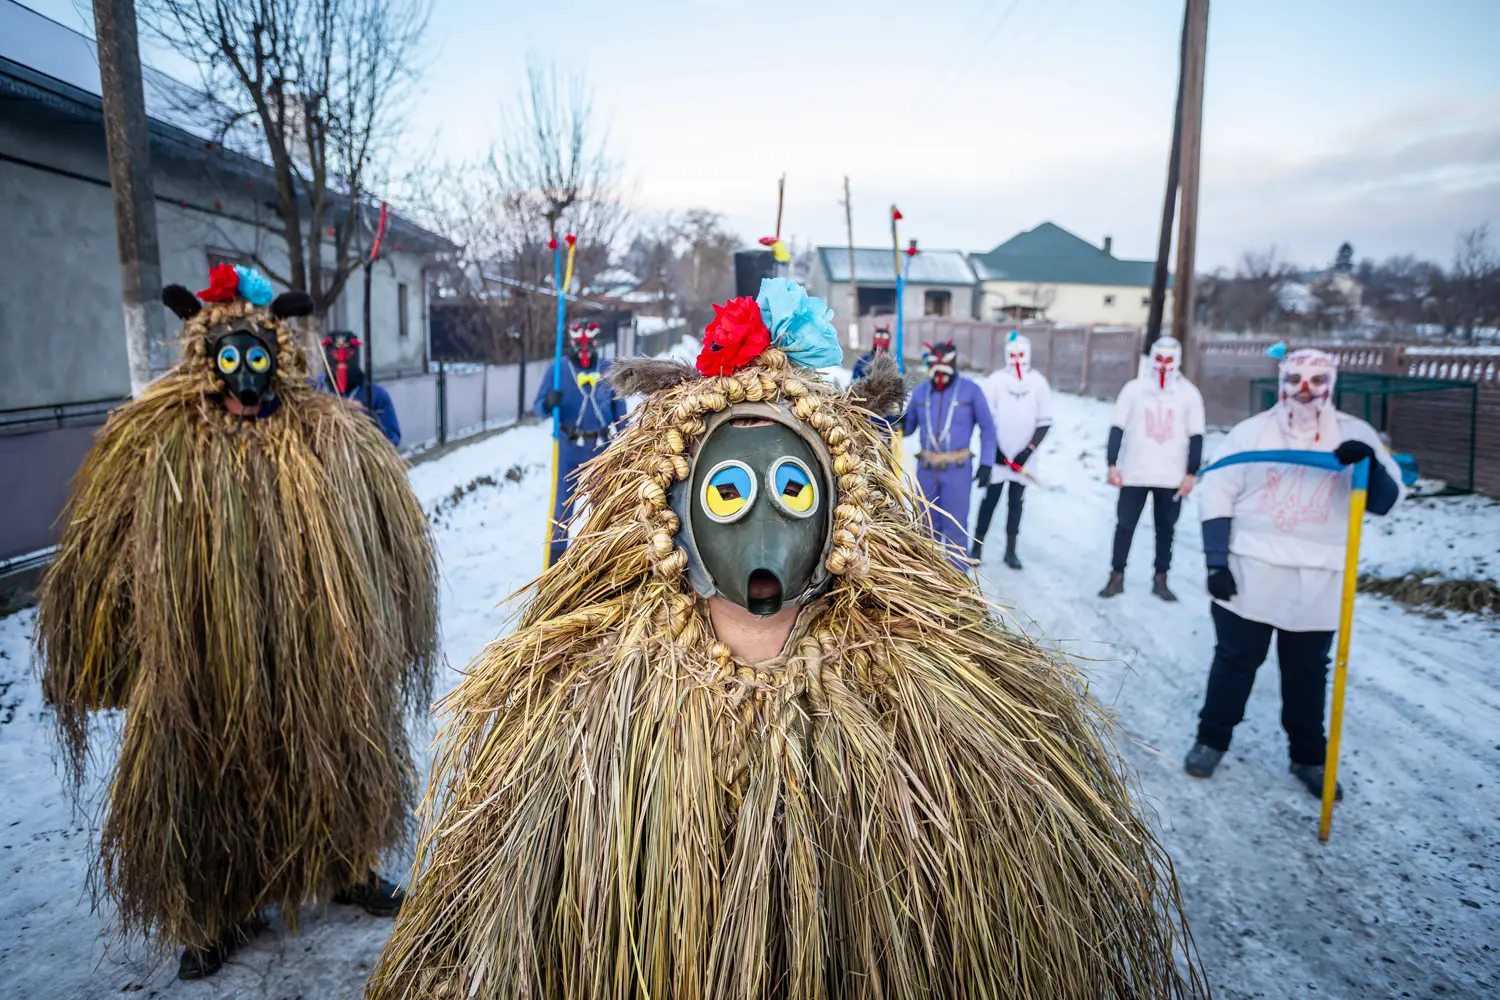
[233,265,275,307]
[1265,340,1288,360]
[756,278,842,369]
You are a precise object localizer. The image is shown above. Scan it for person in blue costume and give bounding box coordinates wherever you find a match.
[316,330,401,446]
[852,324,902,435]
[903,340,996,562]
[536,322,627,565]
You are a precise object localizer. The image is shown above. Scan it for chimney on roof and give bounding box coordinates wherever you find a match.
[1103,235,1114,256]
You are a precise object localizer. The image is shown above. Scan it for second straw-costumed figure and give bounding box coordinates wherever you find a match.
[369,279,1204,999]
[38,265,438,978]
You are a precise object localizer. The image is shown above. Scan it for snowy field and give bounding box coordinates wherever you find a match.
[0,393,1496,999]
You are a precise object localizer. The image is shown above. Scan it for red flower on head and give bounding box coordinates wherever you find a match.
[198,263,240,302]
[697,297,771,377]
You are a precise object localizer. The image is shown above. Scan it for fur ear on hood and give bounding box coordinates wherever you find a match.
[162,284,203,320]
[270,290,315,320]
[605,357,702,396]
[848,352,907,416]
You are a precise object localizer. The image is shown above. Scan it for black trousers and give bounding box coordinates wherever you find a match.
[1110,486,1181,573]
[973,480,1025,544]
[1196,603,1335,765]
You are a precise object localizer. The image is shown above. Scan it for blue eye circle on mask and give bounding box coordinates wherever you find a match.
[246,345,271,373]
[769,457,818,517]
[700,460,757,523]
[216,344,240,373]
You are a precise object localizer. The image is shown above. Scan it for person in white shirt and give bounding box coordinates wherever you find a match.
[972,333,1053,568]
[1183,348,1404,799]
[1099,337,1205,601]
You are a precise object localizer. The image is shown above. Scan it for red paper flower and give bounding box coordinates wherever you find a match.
[697,297,771,376]
[197,263,240,302]
[565,233,577,247]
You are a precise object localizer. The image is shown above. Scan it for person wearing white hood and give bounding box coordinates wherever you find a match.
[1099,337,1205,601]
[1183,347,1404,799]
[972,332,1053,568]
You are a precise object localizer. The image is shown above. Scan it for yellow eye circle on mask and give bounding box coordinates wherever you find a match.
[769,457,819,518]
[216,344,240,374]
[700,460,757,523]
[247,346,271,373]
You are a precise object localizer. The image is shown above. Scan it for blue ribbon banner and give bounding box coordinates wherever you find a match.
[1198,449,1369,489]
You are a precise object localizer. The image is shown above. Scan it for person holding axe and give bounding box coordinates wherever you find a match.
[972,332,1053,568]
[1183,347,1403,798]
[1098,335,1204,601]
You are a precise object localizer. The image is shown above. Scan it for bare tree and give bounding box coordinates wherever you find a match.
[139,0,429,316]
[1446,224,1499,343]
[1200,247,1299,333]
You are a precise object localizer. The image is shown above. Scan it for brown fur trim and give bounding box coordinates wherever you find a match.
[848,352,907,416]
[605,356,702,395]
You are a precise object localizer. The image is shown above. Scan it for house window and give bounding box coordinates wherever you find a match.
[398,283,410,338]
[1103,294,1116,307]
[1141,296,1152,307]
[924,289,952,317]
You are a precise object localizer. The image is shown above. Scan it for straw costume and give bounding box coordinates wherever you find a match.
[368,280,1204,1000]
[38,265,438,978]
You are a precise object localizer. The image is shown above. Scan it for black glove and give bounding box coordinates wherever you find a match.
[974,464,993,488]
[1013,446,1034,468]
[1206,566,1237,602]
[1334,439,1376,466]
[543,389,563,412]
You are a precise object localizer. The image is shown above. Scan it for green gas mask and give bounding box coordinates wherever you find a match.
[673,403,835,617]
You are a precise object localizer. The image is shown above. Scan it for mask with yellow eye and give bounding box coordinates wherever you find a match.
[209,327,278,410]
[676,404,834,617]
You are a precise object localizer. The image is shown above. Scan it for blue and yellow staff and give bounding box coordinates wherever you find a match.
[1196,448,1370,841]
[544,233,578,568]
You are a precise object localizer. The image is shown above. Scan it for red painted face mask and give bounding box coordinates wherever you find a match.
[571,323,599,369]
[321,333,364,395]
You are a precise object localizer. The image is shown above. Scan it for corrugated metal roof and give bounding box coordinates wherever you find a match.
[818,247,976,286]
[970,222,1165,288]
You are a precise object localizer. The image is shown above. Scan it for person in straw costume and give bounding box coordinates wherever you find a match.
[37,265,438,980]
[366,278,1206,1000]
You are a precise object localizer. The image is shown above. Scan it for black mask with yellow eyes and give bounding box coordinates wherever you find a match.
[676,405,834,618]
[210,326,277,409]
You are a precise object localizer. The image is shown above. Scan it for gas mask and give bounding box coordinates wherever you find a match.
[1005,332,1031,380]
[1279,348,1337,438]
[1150,336,1182,389]
[923,340,957,392]
[672,404,834,617]
[209,322,277,409]
[872,326,892,354]
[570,322,599,369]
[322,331,365,395]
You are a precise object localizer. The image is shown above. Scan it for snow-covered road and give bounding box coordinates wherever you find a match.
[0,395,1495,999]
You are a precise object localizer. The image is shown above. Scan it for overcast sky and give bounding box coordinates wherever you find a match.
[22,0,1500,271]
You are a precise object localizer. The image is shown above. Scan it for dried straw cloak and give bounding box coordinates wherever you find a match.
[368,350,1207,1000]
[37,297,439,951]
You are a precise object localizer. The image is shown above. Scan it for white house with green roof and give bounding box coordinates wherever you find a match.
[968,222,1170,327]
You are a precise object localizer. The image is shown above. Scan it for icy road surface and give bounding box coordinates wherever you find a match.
[0,396,1495,999]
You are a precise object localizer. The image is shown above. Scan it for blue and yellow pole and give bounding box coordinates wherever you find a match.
[1195,449,1370,842]
[1320,457,1369,841]
[544,234,578,568]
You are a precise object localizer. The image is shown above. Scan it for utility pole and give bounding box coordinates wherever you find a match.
[842,176,858,348]
[93,0,165,396]
[1144,2,1190,360]
[1171,0,1210,376]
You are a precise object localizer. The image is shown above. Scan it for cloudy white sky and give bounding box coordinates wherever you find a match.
[21,0,1500,271]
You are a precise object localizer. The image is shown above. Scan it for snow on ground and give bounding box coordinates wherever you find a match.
[1,392,1496,998]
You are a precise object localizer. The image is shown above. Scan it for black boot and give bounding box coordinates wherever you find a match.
[177,916,263,981]
[1098,572,1124,598]
[1151,572,1178,602]
[333,870,406,917]
[969,538,984,563]
[1183,742,1224,778]
[1003,534,1022,570]
[1289,762,1343,801]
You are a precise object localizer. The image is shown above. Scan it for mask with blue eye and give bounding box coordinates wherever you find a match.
[677,405,834,617]
[208,323,277,409]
